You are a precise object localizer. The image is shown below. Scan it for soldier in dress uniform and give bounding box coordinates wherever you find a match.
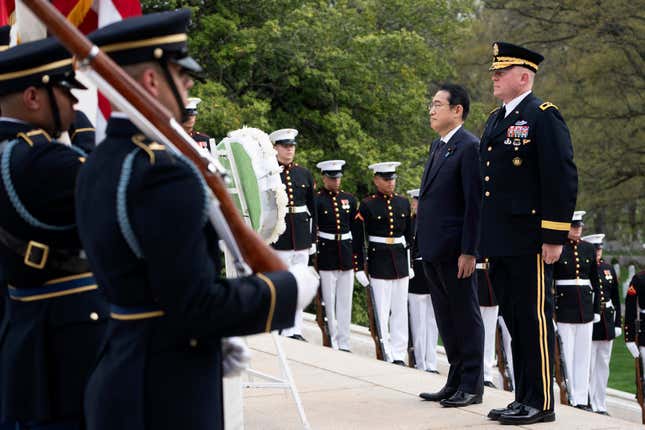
[406,188,439,373]
[624,270,645,372]
[270,128,317,341]
[353,162,413,365]
[476,257,499,388]
[582,233,622,415]
[552,211,601,410]
[480,42,578,424]
[314,160,357,351]
[182,97,212,151]
[0,37,108,429]
[75,10,317,430]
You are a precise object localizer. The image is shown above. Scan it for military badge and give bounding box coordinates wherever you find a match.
[513,138,521,146]
[507,125,529,139]
[504,138,512,145]
[512,157,522,167]
[522,139,531,145]
[515,120,527,126]
[493,43,499,56]
[341,199,350,210]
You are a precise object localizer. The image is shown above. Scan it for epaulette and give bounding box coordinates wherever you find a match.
[130,134,166,164]
[70,127,95,141]
[16,129,52,146]
[539,102,558,111]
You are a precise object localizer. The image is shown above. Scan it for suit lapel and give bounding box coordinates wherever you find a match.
[420,139,439,196]
[425,128,462,190]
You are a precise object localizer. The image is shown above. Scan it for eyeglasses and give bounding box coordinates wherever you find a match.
[427,102,452,112]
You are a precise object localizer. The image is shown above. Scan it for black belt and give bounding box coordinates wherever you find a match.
[0,223,90,273]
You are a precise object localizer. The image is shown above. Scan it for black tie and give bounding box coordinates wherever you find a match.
[492,106,506,129]
[429,139,446,169]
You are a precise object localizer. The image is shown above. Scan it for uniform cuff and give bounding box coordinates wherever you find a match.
[255,271,298,332]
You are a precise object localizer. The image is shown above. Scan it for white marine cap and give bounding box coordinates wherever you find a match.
[582,233,605,248]
[407,189,420,198]
[368,161,401,178]
[269,128,298,145]
[571,210,586,226]
[185,97,202,115]
[316,160,345,177]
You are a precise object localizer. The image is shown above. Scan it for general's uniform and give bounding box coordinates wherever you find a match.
[407,206,439,372]
[553,234,600,407]
[480,42,578,420]
[0,39,107,428]
[315,186,357,350]
[583,232,621,414]
[271,128,317,338]
[354,180,412,363]
[77,12,299,430]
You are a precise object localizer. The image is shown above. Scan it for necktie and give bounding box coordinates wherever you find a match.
[429,139,446,169]
[492,106,506,129]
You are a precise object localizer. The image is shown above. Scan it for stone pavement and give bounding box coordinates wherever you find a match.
[241,332,640,429]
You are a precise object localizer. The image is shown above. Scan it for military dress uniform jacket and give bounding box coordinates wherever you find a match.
[0,121,108,423]
[408,215,430,295]
[76,117,298,430]
[592,260,621,341]
[68,110,96,154]
[315,189,357,271]
[190,130,211,152]
[353,192,412,279]
[553,239,601,324]
[477,259,497,307]
[623,272,645,346]
[273,162,317,251]
[479,93,578,256]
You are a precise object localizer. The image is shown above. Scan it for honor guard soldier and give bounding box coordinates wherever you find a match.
[553,211,601,410]
[625,271,645,368]
[476,257,499,388]
[68,110,96,154]
[406,188,439,372]
[353,162,413,364]
[480,42,578,424]
[314,160,357,351]
[583,233,622,415]
[0,37,108,429]
[270,128,317,341]
[75,11,316,430]
[182,97,212,151]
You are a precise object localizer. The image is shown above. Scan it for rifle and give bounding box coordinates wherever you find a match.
[312,251,332,347]
[23,0,286,275]
[361,224,386,360]
[495,321,513,391]
[553,329,572,405]
[407,310,416,368]
[636,332,645,424]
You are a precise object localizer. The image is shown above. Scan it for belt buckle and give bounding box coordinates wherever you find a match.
[386,237,394,245]
[336,234,342,241]
[24,240,49,269]
[288,206,297,214]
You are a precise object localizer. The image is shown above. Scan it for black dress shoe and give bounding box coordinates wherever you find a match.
[288,334,308,342]
[575,404,592,412]
[419,386,457,402]
[440,390,483,407]
[426,369,440,374]
[488,401,522,420]
[392,360,406,366]
[498,405,555,425]
[595,410,610,416]
[484,381,497,389]
[339,348,352,353]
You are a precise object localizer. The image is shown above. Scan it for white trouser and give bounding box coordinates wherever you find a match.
[589,340,613,412]
[408,293,438,371]
[480,305,499,383]
[319,270,354,350]
[498,316,515,389]
[275,249,310,337]
[370,277,409,362]
[557,321,593,406]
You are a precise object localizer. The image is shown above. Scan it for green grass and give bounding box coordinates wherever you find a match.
[609,338,636,394]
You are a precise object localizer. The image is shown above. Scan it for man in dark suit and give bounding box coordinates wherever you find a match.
[417,83,485,407]
[480,42,578,425]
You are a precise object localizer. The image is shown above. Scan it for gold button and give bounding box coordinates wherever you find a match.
[487,146,492,152]
[485,191,490,197]
[486,161,490,167]
[485,176,490,181]
[190,338,198,347]
[388,206,392,210]
[288,182,292,186]
[90,312,99,321]
[514,147,519,151]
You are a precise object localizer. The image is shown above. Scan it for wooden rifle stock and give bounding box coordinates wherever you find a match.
[495,322,513,392]
[23,0,285,273]
[636,356,645,424]
[312,253,332,347]
[553,330,571,405]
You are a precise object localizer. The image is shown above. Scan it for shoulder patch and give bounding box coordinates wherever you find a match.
[539,102,558,111]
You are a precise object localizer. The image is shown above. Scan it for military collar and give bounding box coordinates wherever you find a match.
[105,115,142,139]
[0,118,35,141]
[376,191,394,199]
[323,188,339,197]
[503,90,532,116]
[568,238,580,245]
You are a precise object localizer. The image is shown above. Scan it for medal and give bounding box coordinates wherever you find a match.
[512,157,522,167]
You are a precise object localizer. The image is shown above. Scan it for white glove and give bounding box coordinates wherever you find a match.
[309,243,317,255]
[408,267,415,280]
[626,342,640,358]
[614,327,622,338]
[221,337,251,377]
[290,265,319,309]
[355,271,369,287]
[593,313,601,323]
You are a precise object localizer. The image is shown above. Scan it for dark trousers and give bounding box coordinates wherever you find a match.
[489,253,555,412]
[423,260,484,394]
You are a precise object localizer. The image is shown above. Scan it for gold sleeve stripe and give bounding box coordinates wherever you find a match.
[541,220,570,231]
[70,127,95,140]
[256,273,277,333]
[110,310,165,320]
